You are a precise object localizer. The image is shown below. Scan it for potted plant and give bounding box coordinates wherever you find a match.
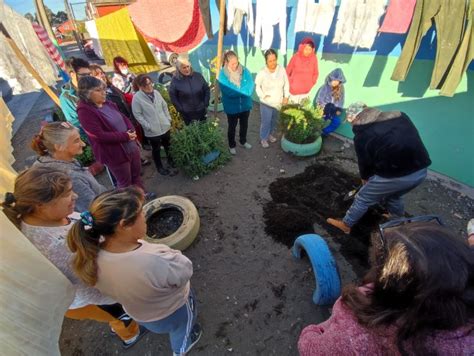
[279,101,325,157]
[170,119,230,178]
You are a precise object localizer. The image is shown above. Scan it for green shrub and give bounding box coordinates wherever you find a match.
[170,120,230,178]
[155,84,184,132]
[279,102,324,144]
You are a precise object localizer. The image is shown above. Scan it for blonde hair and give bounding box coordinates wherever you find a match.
[67,187,144,286]
[30,122,77,156]
[1,167,71,228]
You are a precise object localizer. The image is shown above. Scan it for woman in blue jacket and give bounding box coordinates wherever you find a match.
[218,51,255,155]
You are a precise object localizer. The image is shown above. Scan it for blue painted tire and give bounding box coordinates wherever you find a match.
[281,136,322,157]
[292,234,341,305]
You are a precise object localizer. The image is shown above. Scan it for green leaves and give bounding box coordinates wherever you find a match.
[170,120,230,178]
[279,103,325,144]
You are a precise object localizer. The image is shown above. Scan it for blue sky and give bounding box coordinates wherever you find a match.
[5,0,86,20]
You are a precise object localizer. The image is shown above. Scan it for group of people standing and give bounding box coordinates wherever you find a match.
[218,38,347,154]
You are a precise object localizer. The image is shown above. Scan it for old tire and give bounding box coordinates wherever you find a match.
[281,135,322,157]
[143,195,200,251]
[292,234,341,305]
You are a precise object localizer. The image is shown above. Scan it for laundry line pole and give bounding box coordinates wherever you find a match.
[213,0,225,118]
[0,23,60,106]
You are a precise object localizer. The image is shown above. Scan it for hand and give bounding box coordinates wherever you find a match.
[282,97,289,105]
[127,130,137,141]
[336,110,342,116]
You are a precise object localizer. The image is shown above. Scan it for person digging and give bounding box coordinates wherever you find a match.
[327,102,432,234]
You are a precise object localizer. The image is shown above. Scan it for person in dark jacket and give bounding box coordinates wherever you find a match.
[168,56,210,125]
[327,102,431,234]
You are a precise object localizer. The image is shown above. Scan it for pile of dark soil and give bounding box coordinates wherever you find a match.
[147,208,184,239]
[263,162,386,275]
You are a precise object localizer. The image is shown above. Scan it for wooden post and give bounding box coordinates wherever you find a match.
[0,23,60,107]
[213,0,226,117]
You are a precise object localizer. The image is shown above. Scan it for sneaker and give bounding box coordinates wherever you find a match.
[261,140,269,148]
[141,158,151,166]
[172,324,202,356]
[241,142,252,149]
[229,147,237,155]
[145,192,157,201]
[122,325,149,349]
[269,135,277,143]
[158,168,170,175]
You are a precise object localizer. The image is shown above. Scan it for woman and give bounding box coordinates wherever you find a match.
[67,187,202,355]
[1,167,146,349]
[314,68,346,136]
[168,56,210,125]
[77,76,144,190]
[132,74,174,176]
[286,37,319,104]
[218,50,254,155]
[31,121,106,212]
[255,49,290,148]
[298,218,474,355]
[112,56,136,94]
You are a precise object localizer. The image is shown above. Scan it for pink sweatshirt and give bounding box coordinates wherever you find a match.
[298,297,474,355]
[286,41,319,95]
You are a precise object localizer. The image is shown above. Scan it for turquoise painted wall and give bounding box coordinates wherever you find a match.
[188,1,474,187]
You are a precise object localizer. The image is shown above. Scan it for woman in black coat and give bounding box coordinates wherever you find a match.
[168,56,210,125]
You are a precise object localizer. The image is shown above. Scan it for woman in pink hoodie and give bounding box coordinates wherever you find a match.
[286,38,319,104]
[298,218,474,355]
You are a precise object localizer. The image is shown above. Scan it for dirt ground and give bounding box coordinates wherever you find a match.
[11,103,474,356]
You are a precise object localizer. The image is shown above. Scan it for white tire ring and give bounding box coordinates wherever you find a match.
[143,195,200,251]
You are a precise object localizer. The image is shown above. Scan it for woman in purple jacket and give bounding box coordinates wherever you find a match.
[77,76,144,190]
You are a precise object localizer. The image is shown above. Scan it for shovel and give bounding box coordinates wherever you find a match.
[343,185,362,201]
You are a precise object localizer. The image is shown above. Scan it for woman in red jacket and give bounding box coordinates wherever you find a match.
[77,76,144,190]
[286,37,319,104]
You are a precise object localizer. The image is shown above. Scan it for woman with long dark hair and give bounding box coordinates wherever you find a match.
[298,217,474,355]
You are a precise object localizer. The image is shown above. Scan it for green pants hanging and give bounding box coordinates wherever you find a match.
[391,0,468,89]
[440,1,474,96]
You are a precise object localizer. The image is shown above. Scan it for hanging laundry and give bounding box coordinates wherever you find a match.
[391,0,468,89]
[0,3,57,94]
[128,0,195,43]
[135,0,206,53]
[294,0,336,36]
[95,8,159,74]
[332,0,386,49]
[85,20,103,59]
[31,23,66,71]
[379,0,416,34]
[227,0,254,35]
[440,0,474,96]
[255,0,287,54]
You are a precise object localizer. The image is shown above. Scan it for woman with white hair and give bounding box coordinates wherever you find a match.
[168,56,210,125]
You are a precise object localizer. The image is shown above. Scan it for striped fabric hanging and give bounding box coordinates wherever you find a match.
[31,22,66,71]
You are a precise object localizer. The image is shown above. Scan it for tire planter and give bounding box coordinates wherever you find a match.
[143,195,200,251]
[281,135,322,157]
[292,234,341,305]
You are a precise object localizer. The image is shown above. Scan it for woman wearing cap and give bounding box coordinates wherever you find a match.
[168,56,210,125]
[286,37,319,104]
[326,102,431,234]
[299,218,474,355]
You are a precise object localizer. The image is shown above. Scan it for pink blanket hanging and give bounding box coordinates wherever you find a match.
[132,0,206,53]
[128,0,194,43]
[379,0,417,34]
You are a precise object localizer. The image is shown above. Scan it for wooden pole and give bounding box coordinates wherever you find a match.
[213,0,226,117]
[34,0,55,43]
[0,23,60,106]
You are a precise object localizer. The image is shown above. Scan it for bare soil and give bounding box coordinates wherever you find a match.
[147,208,184,239]
[11,103,474,356]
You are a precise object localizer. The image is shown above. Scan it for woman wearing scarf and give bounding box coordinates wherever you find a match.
[286,37,319,104]
[112,56,136,94]
[218,50,255,155]
[168,56,210,126]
